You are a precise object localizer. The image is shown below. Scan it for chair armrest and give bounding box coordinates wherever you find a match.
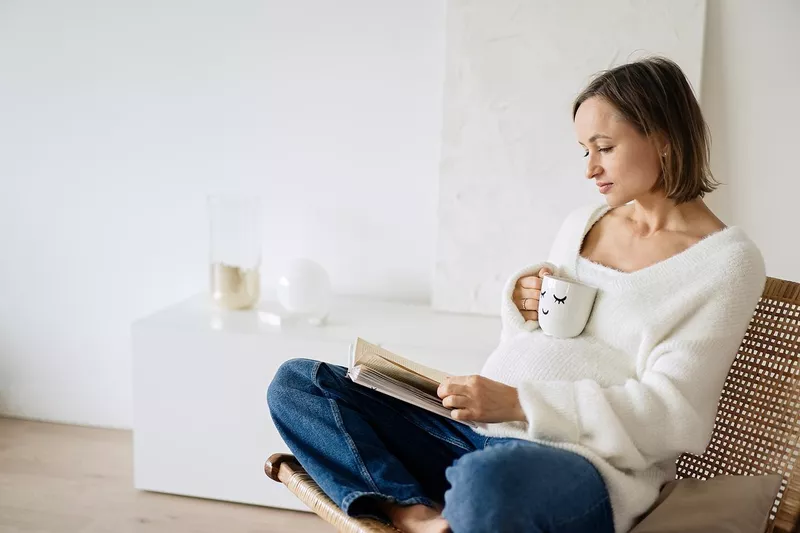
[265,453,297,482]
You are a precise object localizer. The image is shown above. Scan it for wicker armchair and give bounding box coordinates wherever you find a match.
[265,277,800,533]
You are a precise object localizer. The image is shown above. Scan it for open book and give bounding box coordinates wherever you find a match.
[347,338,477,428]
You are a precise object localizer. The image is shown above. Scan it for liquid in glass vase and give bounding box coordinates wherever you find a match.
[208,195,261,310]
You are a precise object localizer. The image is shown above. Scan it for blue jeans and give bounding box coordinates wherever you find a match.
[268,358,614,533]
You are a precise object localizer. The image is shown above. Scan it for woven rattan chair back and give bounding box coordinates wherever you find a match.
[676,277,800,533]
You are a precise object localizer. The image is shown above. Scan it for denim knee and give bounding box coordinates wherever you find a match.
[443,445,520,531]
[267,357,317,416]
[443,442,611,533]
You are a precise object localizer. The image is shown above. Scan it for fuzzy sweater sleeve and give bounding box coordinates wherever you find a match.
[516,246,766,471]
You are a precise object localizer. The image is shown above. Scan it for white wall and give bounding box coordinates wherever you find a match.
[0,1,446,427]
[702,0,800,282]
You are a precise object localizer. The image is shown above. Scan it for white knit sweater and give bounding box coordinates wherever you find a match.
[475,204,766,532]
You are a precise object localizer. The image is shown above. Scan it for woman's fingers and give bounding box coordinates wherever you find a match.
[437,380,469,399]
[442,394,470,409]
[451,408,474,421]
[518,275,542,289]
[514,271,552,318]
[514,286,541,316]
[513,287,541,300]
[515,298,538,313]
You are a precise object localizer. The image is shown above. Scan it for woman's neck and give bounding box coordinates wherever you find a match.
[624,194,722,238]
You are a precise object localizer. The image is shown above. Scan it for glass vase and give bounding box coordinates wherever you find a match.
[208,195,261,310]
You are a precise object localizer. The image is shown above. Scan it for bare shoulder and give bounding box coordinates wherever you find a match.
[580,206,626,255]
[686,210,727,242]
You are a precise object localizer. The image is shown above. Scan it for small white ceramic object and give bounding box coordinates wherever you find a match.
[276,258,332,326]
[538,275,598,338]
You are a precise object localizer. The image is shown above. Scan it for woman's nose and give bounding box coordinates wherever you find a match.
[585,157,601,180]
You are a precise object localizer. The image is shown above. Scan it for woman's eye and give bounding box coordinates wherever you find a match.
[582,147,613,158]
[554,295,567,305]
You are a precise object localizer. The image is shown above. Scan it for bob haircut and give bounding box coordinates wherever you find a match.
[573,56,718,203]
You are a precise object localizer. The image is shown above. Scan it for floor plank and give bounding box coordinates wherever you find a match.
[0,418,334,533]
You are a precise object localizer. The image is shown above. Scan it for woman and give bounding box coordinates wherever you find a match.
[267,57,765,533]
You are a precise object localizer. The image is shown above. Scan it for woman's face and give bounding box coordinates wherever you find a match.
[574,96,664,207]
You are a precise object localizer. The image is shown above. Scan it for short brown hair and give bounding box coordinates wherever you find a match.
[573,56,718,204]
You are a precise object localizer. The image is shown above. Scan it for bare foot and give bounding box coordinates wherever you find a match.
[378,502,450,533]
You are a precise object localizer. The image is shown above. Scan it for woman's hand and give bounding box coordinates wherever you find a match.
[513,267,552,321]
[437,375,526,423]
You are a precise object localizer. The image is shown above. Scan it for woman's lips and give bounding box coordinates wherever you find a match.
[597,182,613,194]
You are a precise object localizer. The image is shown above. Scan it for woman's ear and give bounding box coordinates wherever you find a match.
[651,131,669,157]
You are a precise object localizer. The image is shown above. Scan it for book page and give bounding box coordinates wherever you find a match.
[348,365,477,429]
[353,338,449,384]
[354,353,439,396]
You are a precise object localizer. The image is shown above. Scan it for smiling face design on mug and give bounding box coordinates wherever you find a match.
[538,275,598,338]
[538,289,569,320]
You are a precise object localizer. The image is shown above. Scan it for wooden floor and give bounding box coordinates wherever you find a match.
[0,418,334,533]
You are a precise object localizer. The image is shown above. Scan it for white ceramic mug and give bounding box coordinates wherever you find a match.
[538,275,598,338]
